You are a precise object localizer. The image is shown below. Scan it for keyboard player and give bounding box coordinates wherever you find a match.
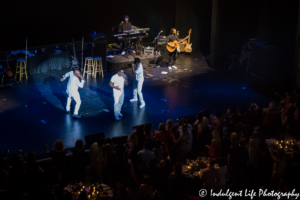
[118,15,132,50]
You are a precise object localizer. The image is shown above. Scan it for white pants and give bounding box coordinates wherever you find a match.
[113,90,124,117]
[66,90,81,115]
[133,79,144,104]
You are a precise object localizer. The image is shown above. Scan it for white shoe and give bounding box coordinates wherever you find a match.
[139,103,146,108]
[118,113,123,117]
[130,98,138,102]
[115,116,120,120]
[168,66,172,69]
[172,66,177,69]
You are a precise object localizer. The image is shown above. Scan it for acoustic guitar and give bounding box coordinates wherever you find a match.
[184,29,192,53]
[166,36,190,53]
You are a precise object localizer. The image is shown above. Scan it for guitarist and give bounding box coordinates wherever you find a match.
[167,28,179,68]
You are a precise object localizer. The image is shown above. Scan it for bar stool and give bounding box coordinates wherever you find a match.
[15,59,28,81]
[93,57,104,78]
[83,57,94,79]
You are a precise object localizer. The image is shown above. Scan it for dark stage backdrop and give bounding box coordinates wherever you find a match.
[175,0,212,55]
[209,0,298,76]
[0,0,176,51]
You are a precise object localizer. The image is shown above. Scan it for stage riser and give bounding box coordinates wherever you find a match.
[106,55,163,73]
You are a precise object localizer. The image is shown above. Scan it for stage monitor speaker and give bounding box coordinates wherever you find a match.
[84,132,105,149]
[112,135,128,146]
[249,41,276,81]
[88,40,107,70]
[178,109,210,125]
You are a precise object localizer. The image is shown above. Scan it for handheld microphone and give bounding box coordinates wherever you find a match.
[121,21,124,24]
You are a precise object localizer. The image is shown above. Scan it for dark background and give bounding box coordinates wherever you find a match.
[0,0,177,51]
[0,0,298,74]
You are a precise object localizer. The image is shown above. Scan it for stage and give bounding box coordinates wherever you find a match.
[106,53,164,73]
[0,51,272,154]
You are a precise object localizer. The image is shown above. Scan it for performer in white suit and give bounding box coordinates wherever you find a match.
[60,69,85,118]
[130,58,145,108]
[109,68,128,120]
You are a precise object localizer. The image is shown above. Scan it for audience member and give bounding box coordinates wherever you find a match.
[179,123,193,155]
[139,175,153,200]
[144,123,154,145]
[248,138,259,168]
[154,123,169,150]
[153,140,164,165]
[206,130,222,159]
[72,139,87,182]
[210,111,223,132]
[168,124,183,164]
[216,159,227,191]
[89,137,104,183]
[269,147,286,189]
[138,141,154,166]
[201,159,220,191]
[228,138,249,179]
[166,119,174,132]
[45,139,67,172]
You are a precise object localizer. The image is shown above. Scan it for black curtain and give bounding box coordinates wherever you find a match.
[175,0,212,55]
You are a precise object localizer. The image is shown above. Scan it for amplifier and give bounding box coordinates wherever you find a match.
[156,36,168,46]
[89,33,106,43]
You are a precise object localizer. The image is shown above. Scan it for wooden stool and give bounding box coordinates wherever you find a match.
[83,57,94,79]
[15,59,28,81]
[93,57,104,78]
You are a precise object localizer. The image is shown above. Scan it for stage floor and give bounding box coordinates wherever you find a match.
[0,51,272,154]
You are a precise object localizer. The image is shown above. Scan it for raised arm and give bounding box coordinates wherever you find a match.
[60,71,72,81]
[76,75,85,88]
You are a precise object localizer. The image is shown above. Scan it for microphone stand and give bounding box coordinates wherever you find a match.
[107,23,122,52]
[107,24,120,32]
[152,31,162,67]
